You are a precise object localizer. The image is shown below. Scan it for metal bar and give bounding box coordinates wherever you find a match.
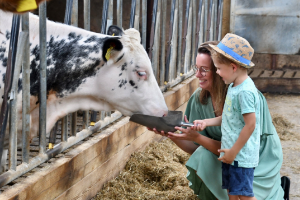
[151,0,161,80]
[130,0,136,28]
[0,112,122,187]
[106,0,113,33]
[21,13,30,163]
[148,0,158,60]
[217,0,224,40]
[71,112,77,136]
[169,9,178,81]
[181,0,191,74]
[101,0,109,34]
[195,0,203,55]
[213,0,218,40]
[204,0,209,41]
[134,0,140,30]
[39,2,47,154]
[141,0,147,48]
[165,0,176,82]
[176,0,183,76]
[61,115,68,142]
[64,0,73,25]
[183,0,192,73]
[84,0,90,31]
[159,0,167,86]
[191,0,197,65]
[9,32,28,171]
[83,0,90,129]
[198,1,205,46]
[207,0,212,41]
[117,0,123,28]
[210,3,215,41]
[71,0,78,26]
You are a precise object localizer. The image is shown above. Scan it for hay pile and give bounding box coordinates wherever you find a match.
[92,139,198,200]
[271,113,298,140]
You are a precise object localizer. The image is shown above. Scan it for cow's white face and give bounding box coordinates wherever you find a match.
[95,29,168,117]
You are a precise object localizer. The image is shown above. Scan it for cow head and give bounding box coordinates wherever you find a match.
[96,26,168,117]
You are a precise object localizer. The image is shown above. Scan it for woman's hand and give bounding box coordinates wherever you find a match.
[147,127,169,137]
[167,116,201,142]
[217,149,237,164]
[192,119,207,132]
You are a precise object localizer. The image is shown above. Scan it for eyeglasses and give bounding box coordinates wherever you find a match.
[192,65,211,76]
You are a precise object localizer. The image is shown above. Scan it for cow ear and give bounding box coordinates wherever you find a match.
[102,38,123,62]
[107,25,124,36]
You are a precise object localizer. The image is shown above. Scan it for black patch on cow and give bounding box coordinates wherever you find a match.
[116,53,124,63]
[118,79,127,88]
[24,32,106,97]
[129,80,135,86]
[119,73,122,76]
[5,31,10,40]
[121,62,127,71]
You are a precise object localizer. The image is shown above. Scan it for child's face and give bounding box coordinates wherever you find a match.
[213,59,235,84]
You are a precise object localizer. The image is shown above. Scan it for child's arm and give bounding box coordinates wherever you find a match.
[218,112,256,164]
[193,116,222,131]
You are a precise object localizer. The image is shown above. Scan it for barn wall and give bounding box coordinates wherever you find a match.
[0,76,199,200]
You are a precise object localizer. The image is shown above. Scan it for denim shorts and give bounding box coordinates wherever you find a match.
[222,162,255,197]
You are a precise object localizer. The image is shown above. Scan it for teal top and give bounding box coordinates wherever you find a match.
[221,77,260,168]
[185,88,284,200]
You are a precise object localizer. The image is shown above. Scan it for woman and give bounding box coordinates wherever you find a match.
[152,41,285,199]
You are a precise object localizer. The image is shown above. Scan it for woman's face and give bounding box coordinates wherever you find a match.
[195,53,213,92]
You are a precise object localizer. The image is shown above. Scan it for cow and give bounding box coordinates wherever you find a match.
[0,10,168,168]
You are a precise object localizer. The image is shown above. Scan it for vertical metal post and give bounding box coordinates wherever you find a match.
[204,0,209,41]
[82,0,90,129]
[213,0,218,40]
[22,13,30,163]
[148,0,158,61]
[71,0,78,27]
[198,1,205,46]
[159,0,167,86]
[130,0,136,28]
[210,3,214,41]
[117,0,123,28]
[176,0,183,76]
[183,0,192,74]
[217,0,224,40]
[39,2,47,154]
[141,0,147,48]
[134,0,140,30]
[106,0,113,33]
[9,32,27,170]
[151,0,161,81]
[191,0,197,65]
[101,0,109,34]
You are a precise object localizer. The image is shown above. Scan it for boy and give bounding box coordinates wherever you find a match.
[193,33,260,200]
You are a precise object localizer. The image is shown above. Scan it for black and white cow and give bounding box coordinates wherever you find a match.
[0,10,168,149]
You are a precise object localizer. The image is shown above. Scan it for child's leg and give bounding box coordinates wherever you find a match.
[239,196,257,200]
[228,194,239,200]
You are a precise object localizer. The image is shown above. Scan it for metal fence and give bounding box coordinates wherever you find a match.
[0,0,223,188]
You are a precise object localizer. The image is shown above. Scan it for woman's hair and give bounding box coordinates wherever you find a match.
[196,41,227,114]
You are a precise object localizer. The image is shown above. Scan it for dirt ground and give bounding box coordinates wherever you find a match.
[265,94,300,200]
[93,93,300,200]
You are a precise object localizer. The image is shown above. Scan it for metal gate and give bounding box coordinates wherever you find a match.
[0,0,224,188]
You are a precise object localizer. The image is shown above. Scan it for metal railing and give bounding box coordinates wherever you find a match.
[0,0,224,188]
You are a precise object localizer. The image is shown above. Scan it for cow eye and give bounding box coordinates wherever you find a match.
[137,71,146,77]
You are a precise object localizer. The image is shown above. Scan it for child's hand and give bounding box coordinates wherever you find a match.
[217,149,237,164]
[192,120,206,131]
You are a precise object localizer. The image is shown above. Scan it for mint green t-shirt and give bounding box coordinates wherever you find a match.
[221,77,260,168]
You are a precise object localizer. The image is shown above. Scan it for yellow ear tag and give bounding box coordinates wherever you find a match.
[16,0,38,12]
[105,46,113,61]
[105,33,116,61]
